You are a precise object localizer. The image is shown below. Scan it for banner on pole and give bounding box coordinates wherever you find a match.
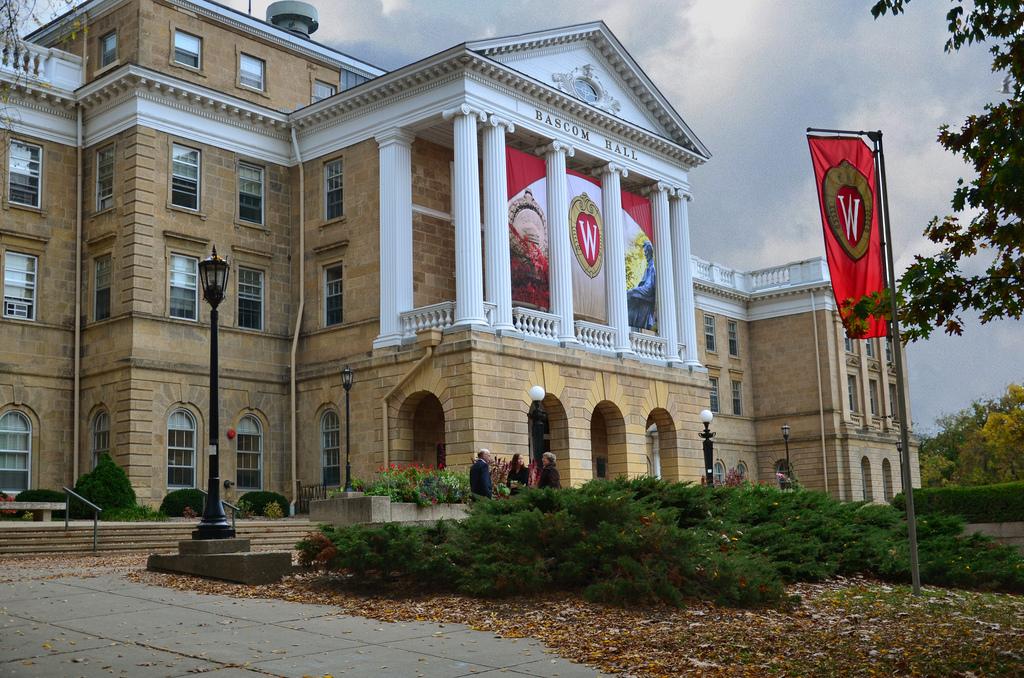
[807,135,887,338]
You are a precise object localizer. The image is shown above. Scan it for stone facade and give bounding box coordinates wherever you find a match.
[0,0,918,509]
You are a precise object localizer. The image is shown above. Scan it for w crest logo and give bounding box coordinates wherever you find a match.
[569,192,603,277]
[822,161,873,260]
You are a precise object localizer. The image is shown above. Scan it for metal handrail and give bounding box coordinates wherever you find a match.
[197,490,238,530]
[62,487,102,553]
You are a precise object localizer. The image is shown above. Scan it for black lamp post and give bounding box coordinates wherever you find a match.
[699,409,715,486]
[195,247,234,540]
[781,424,791,476]
[897,439,904,492]
[342,365,354,492]
[528,385,547,465]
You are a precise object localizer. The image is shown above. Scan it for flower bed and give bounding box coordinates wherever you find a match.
[336,465,471,507]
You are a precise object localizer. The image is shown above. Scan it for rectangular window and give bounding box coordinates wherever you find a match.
[171,144,200,210]
[324,264,343,326]
[238,163,263,224]
[95,146,115,212]
[889,383,899,422]
[94,254,111,321]
[3,252,37,320]
[848,374,858,412]
[167,424,194,488]
[173,30,201,68]
[885,338,893,364]
[313,79,336,103]
[869,379,879,416]
[236,432,261,490]
[237,267,263,331]
[703,314,716,353]
[340,70,368,90]
[239,53,265,90]
[844,336,854,353]
[324,159,343,220]
[865,339,875,359]
[727,320,739,356]
[8,140,42,208]
[169,254,198,320]
[99,30,117,67]
[709,377,720,413]
[731,380,742,416]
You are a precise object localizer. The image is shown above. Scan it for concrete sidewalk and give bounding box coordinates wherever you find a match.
[0,568,605,677]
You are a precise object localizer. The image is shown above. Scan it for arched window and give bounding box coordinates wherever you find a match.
[736,461,748,480]
[882,458,894,502]
[236,415,262,490]
[713,460,726,485]
[0,411,31,493]
[321,411,340,486]
[91,411,109,469]
[861,456,873,501]
[167,410,196,488]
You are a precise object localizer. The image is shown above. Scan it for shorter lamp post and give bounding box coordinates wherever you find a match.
[195,247,234,540]
[699,409,715,486]
[341,366,354,492]
[528,385,547,465]
[781,423,791,477]
[896,439,904,492]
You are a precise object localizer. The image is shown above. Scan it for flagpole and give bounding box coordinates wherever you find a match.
[868,130,922,595]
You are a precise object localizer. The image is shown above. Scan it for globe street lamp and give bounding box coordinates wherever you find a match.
[897,439,904,493]
[528,385,547,465]
[781,423,791,477]
[341,365,354,492]
[699,409,715,487]
[195,247,234,540]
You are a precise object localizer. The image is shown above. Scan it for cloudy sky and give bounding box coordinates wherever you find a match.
[223,0,1019,432]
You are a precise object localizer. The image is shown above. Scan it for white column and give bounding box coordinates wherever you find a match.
[482,114,515,332]
[670,189,702,368]
[646,183,680,363]
[600,163,631,354]
[538,141,577,344]
[373,129,415,349]
[443,104,487,328]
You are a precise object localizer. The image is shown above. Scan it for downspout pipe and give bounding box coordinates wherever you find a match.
[72,103,83,484]
[810,290,828,494]
[289,126,304,515]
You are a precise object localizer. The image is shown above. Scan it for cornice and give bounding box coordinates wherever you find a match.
[694,280,749,303]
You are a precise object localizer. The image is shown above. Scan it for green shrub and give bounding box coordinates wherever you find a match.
[13,489,66,519]
[72,454,135,517]
[263,501,284,519]
[238,491,289,517]
[103,505,168,522]
[353,465,471,507]
[160,488,206,517]
[893,481,1024,523]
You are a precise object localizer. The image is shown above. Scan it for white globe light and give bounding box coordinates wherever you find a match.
[528,385,546,402]
[699,409,714,424]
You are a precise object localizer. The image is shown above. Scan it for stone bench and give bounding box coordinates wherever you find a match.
[3,502,65,521]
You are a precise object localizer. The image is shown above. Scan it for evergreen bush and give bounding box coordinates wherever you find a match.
[13,488,66,519]
[893,481,1024,523]
[238,491,289,516]
[160,488,206,517]
[72,453,135,517]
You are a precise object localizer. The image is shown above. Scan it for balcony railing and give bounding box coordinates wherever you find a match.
[0,41,82,91]
[630,331,668,360]
[575,320,615,351]
[400,301,454,336]
[513,307,559,341]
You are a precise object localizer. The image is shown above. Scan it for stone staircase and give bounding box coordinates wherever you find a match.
[0,519,317,556]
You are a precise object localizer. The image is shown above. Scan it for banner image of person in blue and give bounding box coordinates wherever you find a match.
[627,240,656,330]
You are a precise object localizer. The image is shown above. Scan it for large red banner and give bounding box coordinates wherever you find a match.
[807,136,887,338]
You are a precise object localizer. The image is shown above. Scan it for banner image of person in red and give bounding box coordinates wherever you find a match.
[807,135,887,338]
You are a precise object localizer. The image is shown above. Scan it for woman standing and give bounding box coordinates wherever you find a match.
[507,453,529,492]
[538,452,561,489]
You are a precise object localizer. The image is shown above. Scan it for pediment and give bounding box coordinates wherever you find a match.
[468,22,709,160]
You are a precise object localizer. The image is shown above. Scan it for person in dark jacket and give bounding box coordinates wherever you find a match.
[538,452,561,489]
[469,449,493,498]
[507,453,528,492]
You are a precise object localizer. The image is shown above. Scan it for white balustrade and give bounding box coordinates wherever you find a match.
[693,258,713,281]
[0,42,82,90]
[630,331,668,360]
[400,301,455,336]
[512,307,560,341]
[749,265,791,291]
[483,301,496,326]
[574,321,616,351]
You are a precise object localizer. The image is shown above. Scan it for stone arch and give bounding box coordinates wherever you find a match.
[881,457,894,502]
[529,392,569,469]
[861,455,874,501]
[0,405,37,493]
[393,390,449,467]
[645,408,678,481]
[590,400,627,479]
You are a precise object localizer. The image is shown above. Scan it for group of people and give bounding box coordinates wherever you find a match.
[469,449,561,499]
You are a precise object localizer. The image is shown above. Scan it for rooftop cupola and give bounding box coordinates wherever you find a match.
[266,1,320,38]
